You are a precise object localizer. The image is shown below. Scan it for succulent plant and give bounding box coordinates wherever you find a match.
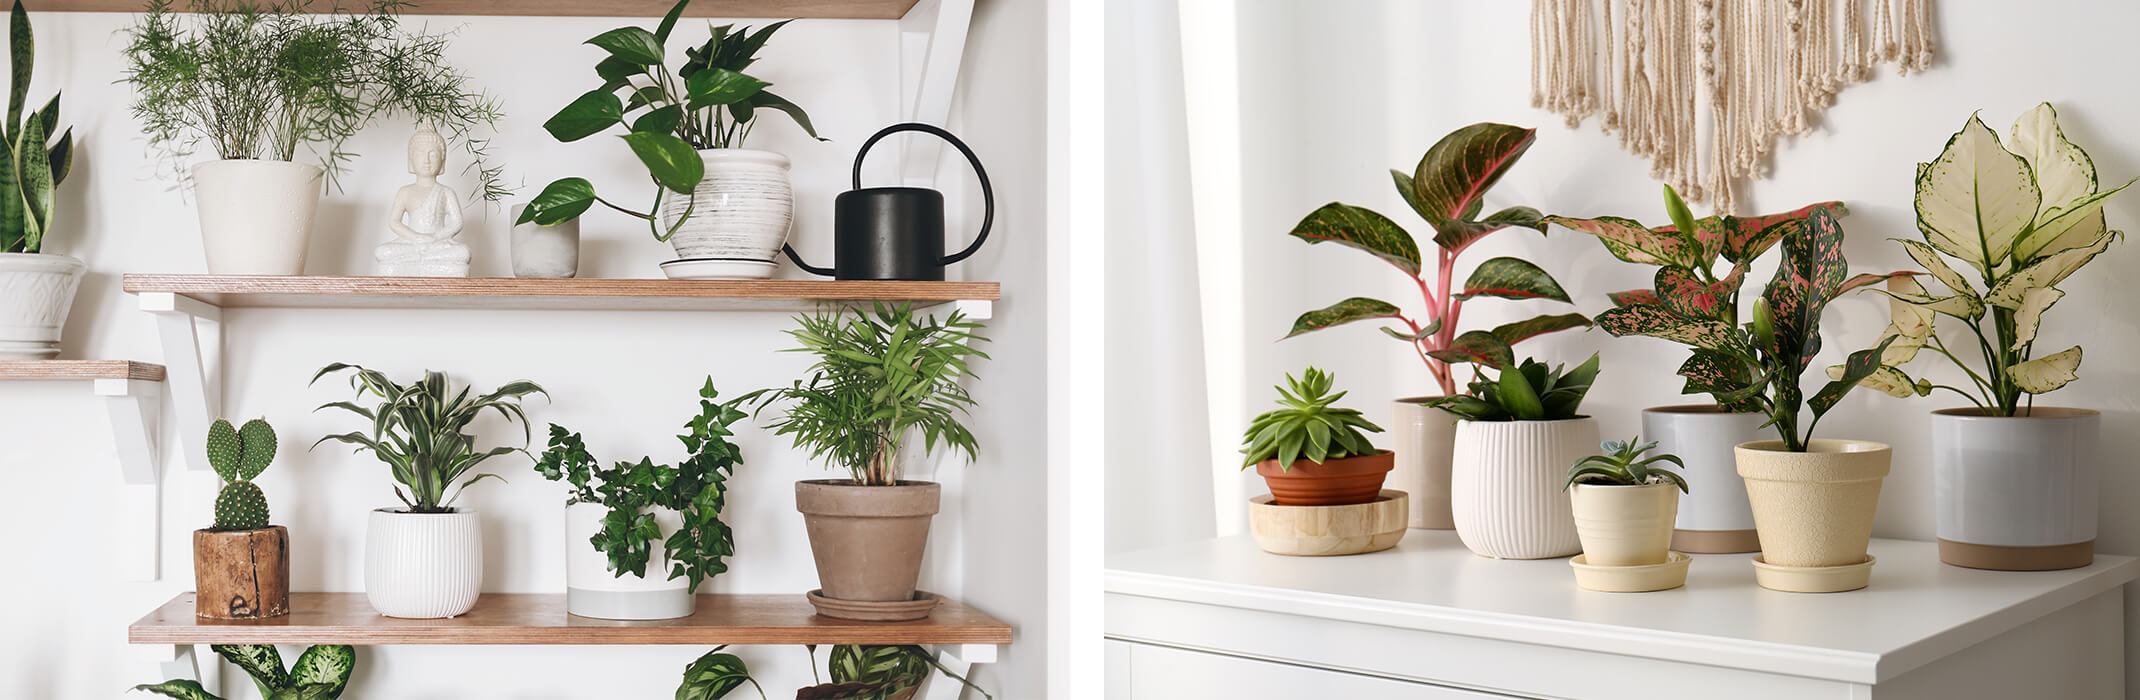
[207,418,276,531]
[1564,436,1689,492]
[1239,367,1385,469]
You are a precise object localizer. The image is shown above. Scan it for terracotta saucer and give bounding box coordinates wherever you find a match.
[806,589,941,621]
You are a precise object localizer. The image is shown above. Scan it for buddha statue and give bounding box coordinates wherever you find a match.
[374,122,470,277]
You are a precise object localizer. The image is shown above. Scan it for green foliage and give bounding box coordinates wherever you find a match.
[214,480,269,531]
[675,646,765,700]
[0,0,72,254]
[1434,354,1600,422]
[537,379,745,592]
[1238,367,1383,469]
[745,303,989,486]
[120,0,506,199]
[793,645,992,700]
[133,644,354,700]
[518,0,823,238]
[1564,436,1688,492]
[1283,123,1587,396]
[311,363,545,513]
[206,418,276,531]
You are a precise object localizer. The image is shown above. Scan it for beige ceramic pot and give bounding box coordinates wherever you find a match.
[1569,483,1679,567]
[1392,397,1458,529]
[1735,439,1891,568]
[796,480,939,603]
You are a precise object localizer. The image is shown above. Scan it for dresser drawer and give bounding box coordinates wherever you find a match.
[1106,639,1514,699]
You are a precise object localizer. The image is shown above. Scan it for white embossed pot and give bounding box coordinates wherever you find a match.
[657,149,791,280]
[365,508,483,618]
[1643,405,1765,553]
[0,252,85,359]
[509,204,580,279]
[1932,407,2098,571]
[1450,417,1596,559]
[193,159,323,275]
[564,503,693,620]
[1735,439,1890,570]
[1392,397,1458,529]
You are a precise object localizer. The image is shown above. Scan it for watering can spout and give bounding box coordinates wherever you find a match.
[785,122,993,281]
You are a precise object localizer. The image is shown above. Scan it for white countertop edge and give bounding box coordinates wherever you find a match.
[1873,555,2139,681]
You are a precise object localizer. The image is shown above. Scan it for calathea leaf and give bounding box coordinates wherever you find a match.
[1284,297,1405,339]
[1411,123,1537,250]
[1289,202,1422,275]
[623,131,706,195]
[676,650,754,700]
[1915,113,2040,274]
[795,683,888,699]
[1983,228,2118,308]
[1542,214,1701,268]
[1456,257,1572,302]
[1424,331,1515,368]
[544,90,624,142]
[2011,346,2082,393]
[1809,335,1900,417]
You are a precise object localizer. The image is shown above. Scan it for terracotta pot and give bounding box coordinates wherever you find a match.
[1253,451,1394,506]
[1643,405,1764,553]
[1569,483,1679,566]
[193,525,289,619]
[1932,407,2098,571]
[1735,440,1890,568]
[1450,417,1596,559]
[1392,397,1458,529]
[796,480,940,602]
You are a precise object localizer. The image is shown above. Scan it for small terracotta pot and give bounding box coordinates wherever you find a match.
[1254,451,1394,506]
[1735,440,1891,569]
[1570,483,1679,566]
[796,480,940,603]
[193,525,290,619]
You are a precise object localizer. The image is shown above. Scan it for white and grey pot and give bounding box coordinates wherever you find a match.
[564,503,694,620]
[657,149,792,280]
[365,508,483,618]
[0,252,85,359]
[1450,417,1597,559]
[1933,407,2099,571]
[1392,397,1458,529]
[193,159,324,275]
[510,204,580,278]
[1642,405,1765,553]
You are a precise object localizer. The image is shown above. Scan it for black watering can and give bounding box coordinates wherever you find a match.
[784,123,993,281]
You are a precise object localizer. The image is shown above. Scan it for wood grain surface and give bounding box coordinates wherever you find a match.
[122,274,999,312]
[37,0,923,20]
[0,360,166,382]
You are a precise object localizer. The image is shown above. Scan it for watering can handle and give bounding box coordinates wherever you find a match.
[782,122,995,273]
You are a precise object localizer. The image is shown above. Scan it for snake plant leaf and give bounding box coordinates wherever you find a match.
[1596,304,1745,353]
[45,124,67,186]
[1916,113,2040,274]
[684,67,769,109]
[8,0,29,144]
[1809,335,1900,418]
[1544,214,1701,268]
[129,681,222,700]
[1284,297,1404,339]
[1983,228,2118,308]
[1490,313,1592,347]
[2011,287,2065,351]
[623,131,705,195]
[1289,202,1421,276]
[1721,201,1847,264]
[15,114,49,244]
[1893,239,1976,298]
[587,26,666,66]
[287,645,354,699]
[1412,123,1538,251]
[1456,257,1571,302]
[676,650,754,700]
[2009,103,2095,223]
[544,89,624,143]
[2011,346,2082,393]
[1425,330,1515,368]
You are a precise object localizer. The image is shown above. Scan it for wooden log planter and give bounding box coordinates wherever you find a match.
[194,525,290,619]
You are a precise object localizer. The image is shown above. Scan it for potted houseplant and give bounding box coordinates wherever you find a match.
[1842,104,2134,571]
[312,363,545,618]
[1437,354,1600,560]
[193,418,288,620]
[1544,187,1847,554]
[676,646,765,700]
[1239,366,1390,506]
[0,0,78,361]
[1283,122,1589,531]
[794,645,992,700]
[121,0,504,275]
[746,303,988,621]
[1563,437,1691,592]
[536,380,746,620]
[135,644,354,700]
[519,0,825,280]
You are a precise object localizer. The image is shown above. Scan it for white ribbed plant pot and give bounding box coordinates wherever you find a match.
[193,159,323,275]
[1643,405,1765,553]
[657,149,792,280]
[0,253,85,359]
[564,503,694,620]
[1933,408,2099,571]
[1450,417,1597,559]
[1393,397,1458,529]
[1570,483,1679,566]
[365,508,483,619]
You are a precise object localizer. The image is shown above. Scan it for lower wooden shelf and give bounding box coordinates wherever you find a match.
[129,593,1012,647]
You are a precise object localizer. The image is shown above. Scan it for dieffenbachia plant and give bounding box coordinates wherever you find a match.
[1544,186,1847,412]
[1838,104,2134,415]
[135,644,354,700]
[1283,123,1591,396]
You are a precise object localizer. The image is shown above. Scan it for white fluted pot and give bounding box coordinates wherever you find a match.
[1392,397,1459,529]
[0,253,85,359]
[1933,408,2099,571]
[193,159,323,275]
[657,149,792,279]
[365,509,483,618]
[1450,417,1596,559]
[1643,405,1765,553]
[564,503,694,620]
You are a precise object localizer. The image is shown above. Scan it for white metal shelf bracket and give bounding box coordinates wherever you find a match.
[98,376,163,581]
[920,645,997,700]
[139,291,222,473]
[898,0,977,187]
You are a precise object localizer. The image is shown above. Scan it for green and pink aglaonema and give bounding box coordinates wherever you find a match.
[1281,122,1590,396]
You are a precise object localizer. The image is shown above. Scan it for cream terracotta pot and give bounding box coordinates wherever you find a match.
[1450,417,1596,559]
[1569,482,1678,566]
[1735,439,1890,568]
[1392,397,1458,529]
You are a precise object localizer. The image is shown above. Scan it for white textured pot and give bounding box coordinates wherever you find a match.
[1570,483,1679,566]
[1393,397,1458,529]
[193,159,323,275]
[0,253,85,359]
[1450,417,1596,559]
[657,149,791,278]
[1933,407,2099,571]
[509,204,580,278]
[1735,440,1890,569]
[1643,405,1765,553]
[564,503,694,620]
[365,508,483,618]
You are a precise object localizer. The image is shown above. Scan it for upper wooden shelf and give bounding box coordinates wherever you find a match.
[131,592,1012,646]
[0,360,166,382]
[41,0,923,20]
[123,274,998,313]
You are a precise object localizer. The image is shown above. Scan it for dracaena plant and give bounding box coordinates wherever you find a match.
[312,363,546,513]
[135,644,354,700]
[1238,367,1385,469]
[517,0,824,237]
[1433,354,1599,422]
[0,0,73,255]
[1544,186,1847,412]
[1564,436,1688,492]
[1283,123,1590,395]
[1839,104,2135,415]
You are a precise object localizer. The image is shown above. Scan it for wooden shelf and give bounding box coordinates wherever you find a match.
[0,360,166,382]
[130,592,1013,646]
[42,0,923,20]
[123,274,999,313]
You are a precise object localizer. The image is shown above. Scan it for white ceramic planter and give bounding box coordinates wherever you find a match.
[510,204,580,278]
[1642,405,1765,553]
[1933,407,2099,571]
[564,503,694,620]
[365,508,483,618]
[657,148,791,279]
[1450,417,1596,559]
[1735,439,1890,569]
[193,159,323,275]
[0,253,85,359]
[1393,397,1458,529]
[1569,482,1679,566]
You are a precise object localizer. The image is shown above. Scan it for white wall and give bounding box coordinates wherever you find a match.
[0,3,1045,698]
[1205,1,2140,696]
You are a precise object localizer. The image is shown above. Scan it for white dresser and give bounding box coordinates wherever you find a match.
[1106,533,2136,699]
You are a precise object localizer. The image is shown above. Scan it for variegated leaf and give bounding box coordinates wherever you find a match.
[1456,257,1572,302]
[1542,214,1702,268]
[1838,271,1918,297]
[1872,285,1985,321]
[1680,349,1763,408]
[1596,304,1747,353]
[1827,363,1924,399]
[1915,113,2040,273]
[1887,277,1938,338]
[1290,203,1422,275]
[1894,239,1977,299]
[1414,123,1538,251]
[1653,263,1745,321]
[2013,207,2105,264]
[1285,297,1404,339]
[1761,207,1851,367]
[2010,346,2082,393]
[1722,201,1848,264]
[1425,330,1515,368]
[1865,323,1926,365]
[1810,335,1900,417]
[2015,177,2136,262]
[1489,313,1592,346]
[2009,103,2095,222]
[1608,289,1661,306]
[1984,228,2118,308]
[1433,206,1549,254]
[2012,287,2066,351]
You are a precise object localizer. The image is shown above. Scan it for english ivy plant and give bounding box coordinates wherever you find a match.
[1840,103,2135,415]
[134,644,354,700]
[537,379,745,593]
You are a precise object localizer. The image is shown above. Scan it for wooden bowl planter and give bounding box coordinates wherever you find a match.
[1735,439,1891,592]
[193,525,290,619]
[1253,451,1394,506]
[1249,490,1408,556]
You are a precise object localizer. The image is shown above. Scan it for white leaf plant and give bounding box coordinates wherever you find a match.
[1836,103,2134,415]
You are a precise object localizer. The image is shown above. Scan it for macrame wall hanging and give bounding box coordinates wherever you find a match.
[1531,0,1936,213]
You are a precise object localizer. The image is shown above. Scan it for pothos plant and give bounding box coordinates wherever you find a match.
[0,0,73,256]
[1283,122,1590,395]
[536,379,745,593]
[517,0,823,237]
[1840,103,2135,415]
[135,644,354,700]
[1544,185,1850,412]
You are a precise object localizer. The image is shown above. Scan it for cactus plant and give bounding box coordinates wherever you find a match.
[207,418,277,531]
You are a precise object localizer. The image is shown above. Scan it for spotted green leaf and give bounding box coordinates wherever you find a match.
[2011,346,2082,393]
[1721,201,1847,264]
[1410,123,1538,251]
[1810,335,1900,418]
[1544,214,1701,268]
[1596,304,1746,353]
